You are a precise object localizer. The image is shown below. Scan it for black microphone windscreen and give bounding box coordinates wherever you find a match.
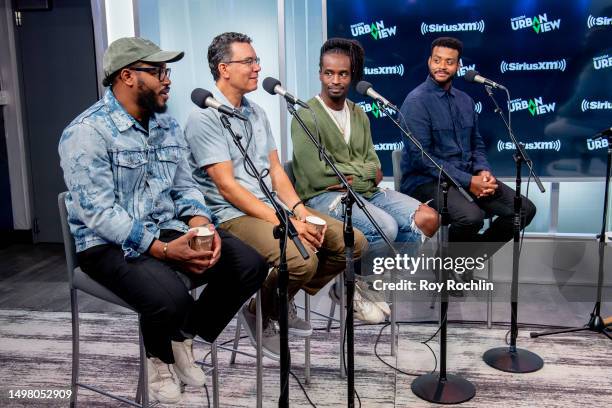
[355,81,372,96]
[262,77,281,95]
[191,88,213,108]
[464,70,479,82]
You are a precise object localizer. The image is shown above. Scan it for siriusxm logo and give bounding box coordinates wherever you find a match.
[593,55,612,70]
[364,64,404,76]
[374,141,405,151]
[510,13,561,33]
[497,140,561,152]
[587,138,608,151]
[350,21,397,40]
[500,59,566,73]
[420,20,484,35]
[587,15,612,29]
[457,59,476,77]
[581,100,612,112]
[508,97,556,116]
[474,101,482,114]
[356,101,396,118]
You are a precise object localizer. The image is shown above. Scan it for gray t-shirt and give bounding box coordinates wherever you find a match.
[184,88,277,224]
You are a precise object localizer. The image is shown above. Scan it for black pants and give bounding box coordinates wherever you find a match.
[77,229,268,364]
[412,181,536,256]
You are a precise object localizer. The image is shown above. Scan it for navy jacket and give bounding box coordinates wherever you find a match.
[399,76,490,195]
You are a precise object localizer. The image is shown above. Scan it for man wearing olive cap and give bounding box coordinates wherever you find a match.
[58,37,267,404]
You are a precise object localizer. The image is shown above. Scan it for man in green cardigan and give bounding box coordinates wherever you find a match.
[290,38,439,320]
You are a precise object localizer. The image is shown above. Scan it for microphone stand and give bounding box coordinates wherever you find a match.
[530,131,612,342]
[286,103,395,408]
[219,115,310,408]
[481,85,546,373]
[380,103,476,404]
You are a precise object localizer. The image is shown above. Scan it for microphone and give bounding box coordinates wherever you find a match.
[464,70,507,91]
[593,126,612,141]
[262,77,309,108]
[190,88,247,121]
[596,127,612,137]
[355,81,399,111]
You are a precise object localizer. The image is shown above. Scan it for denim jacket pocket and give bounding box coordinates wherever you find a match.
[154,145,183,188]
[112,150,148,193]
[155,145,182,163]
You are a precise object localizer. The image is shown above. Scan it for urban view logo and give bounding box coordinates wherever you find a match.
[593,54,612,70]
[350,20,397,40]
[364,64,404,76]
[420,20,484,35]
[587,14,612,29]
[356,101,396,118]
[587,138,608,151]
[510,13,561,33]
[374,141,405,152]
[581,99,612,112]
[500,59,566,73]
[508,97,556,116]
[457,58,476,77]
[497,140,561,152]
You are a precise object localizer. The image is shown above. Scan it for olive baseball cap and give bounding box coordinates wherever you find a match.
[102,37,184,86]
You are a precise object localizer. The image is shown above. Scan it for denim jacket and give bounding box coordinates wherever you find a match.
[399,76,491,195]
[59,89,212,258]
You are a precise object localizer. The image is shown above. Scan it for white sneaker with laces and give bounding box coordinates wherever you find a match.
[329,282,386,323]
[147,357,182,404]
[356,280,391,317]
[352,289,385,324]
[171,339,206,387]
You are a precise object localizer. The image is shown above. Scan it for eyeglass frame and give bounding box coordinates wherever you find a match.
[222,56,261,66]
[129,66,172,81]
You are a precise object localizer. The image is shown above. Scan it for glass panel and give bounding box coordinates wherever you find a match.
[558,181,604,234]
[138,0,280,145]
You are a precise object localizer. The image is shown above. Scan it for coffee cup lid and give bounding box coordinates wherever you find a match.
[190,226,214,236]
[305,215,326,225]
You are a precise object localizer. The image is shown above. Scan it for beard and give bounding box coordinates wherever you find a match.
[137,79,167,114]
[429,68,454,87]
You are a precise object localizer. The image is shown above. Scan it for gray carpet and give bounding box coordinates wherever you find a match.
[0,309,610,407]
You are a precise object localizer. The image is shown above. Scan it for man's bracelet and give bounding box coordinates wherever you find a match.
[162,242,169,259]
[291,200,304,213]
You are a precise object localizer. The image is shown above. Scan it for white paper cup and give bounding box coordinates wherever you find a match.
[305,215,326,234]
[189,226,214,251]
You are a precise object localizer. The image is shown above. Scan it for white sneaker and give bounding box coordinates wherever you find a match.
[147,357,182,404]
[171,339,206,387]
[329,282,386,323]
[353,289,385,324]
[356,279,391,317]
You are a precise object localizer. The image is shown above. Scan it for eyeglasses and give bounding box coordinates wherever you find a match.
[223,57,261,66]
[130,67,172,81]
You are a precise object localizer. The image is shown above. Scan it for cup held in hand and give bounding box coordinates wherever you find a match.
[189,226,214,251]
[305,215,326,234]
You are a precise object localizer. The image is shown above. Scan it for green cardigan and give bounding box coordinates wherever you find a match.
[290,97,381,201]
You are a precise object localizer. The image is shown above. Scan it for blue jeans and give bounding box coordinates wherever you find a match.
[306,189,422,246]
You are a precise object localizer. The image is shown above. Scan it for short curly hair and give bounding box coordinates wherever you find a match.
[431,37,463,59]
[319,37,365,84]
[207,32,252,81]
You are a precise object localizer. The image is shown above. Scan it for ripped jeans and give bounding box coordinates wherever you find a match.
[306,189,423,250]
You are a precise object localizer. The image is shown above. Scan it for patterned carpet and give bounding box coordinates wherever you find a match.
[0,309,610,407]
